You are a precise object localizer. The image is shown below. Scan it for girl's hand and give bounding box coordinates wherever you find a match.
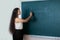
[30,12,33,17]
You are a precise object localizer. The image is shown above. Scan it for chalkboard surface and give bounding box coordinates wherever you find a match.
[22,1,60,37]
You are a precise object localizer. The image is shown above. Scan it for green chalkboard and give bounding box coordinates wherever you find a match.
[22,1,60,37]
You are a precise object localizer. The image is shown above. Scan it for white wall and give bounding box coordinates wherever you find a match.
[0,0,60,40]
[0,0,21,40]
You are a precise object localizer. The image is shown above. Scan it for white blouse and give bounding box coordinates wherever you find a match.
[15,14,23,30]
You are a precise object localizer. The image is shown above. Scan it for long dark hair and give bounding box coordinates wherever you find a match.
[9,8,19,34]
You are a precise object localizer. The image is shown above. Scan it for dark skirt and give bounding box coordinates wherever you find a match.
[13,29,24,40]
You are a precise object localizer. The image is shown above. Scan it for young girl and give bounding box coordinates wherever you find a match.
[9,8,32,40]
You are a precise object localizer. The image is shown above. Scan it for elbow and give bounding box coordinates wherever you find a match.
[23,20,28,23]
[25,20,28,23]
